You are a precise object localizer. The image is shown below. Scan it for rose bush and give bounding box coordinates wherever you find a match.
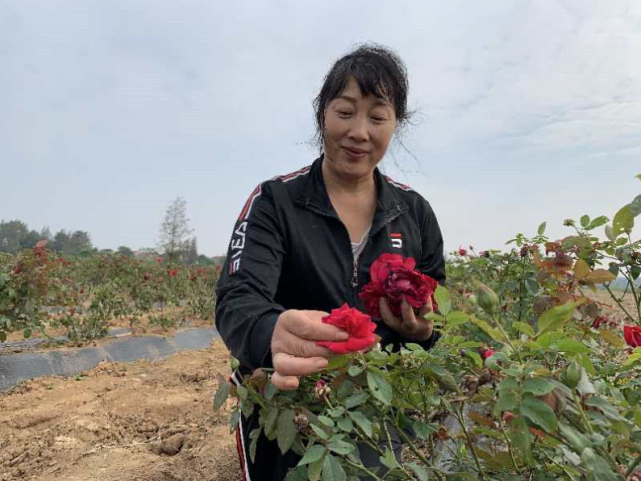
[215,175,641,480]
[1,247,220,344]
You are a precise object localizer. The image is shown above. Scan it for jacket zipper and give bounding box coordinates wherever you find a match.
[302,202,405,294]
[350,209,404,289]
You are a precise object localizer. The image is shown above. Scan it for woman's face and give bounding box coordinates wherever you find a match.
[322,77,396,181]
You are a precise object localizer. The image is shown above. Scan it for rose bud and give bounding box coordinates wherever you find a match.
[314,380,331,400]
[474,281,499,316]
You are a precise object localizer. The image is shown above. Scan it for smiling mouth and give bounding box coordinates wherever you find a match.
[342,147,367,158]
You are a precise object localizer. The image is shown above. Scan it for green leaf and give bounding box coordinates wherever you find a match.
[465,350,483,368]
[433,285,451,316]
[264,407,279,438]
[587,216,608,230]
[300,445,326,465]
[412,421,432,440]
[446,310,469,326]
[347,365,364,377]
[598,329,625,348]
[310,424,329,440]
[23,328,32,339]
[554,338,589,353]
[325,355,350,371]
[581,448,619,481]
[349,411,373,437]
[0,331,6,342]
[407,462,429,481]
[322,454,346,481]
[328,439,354,455]
[318,416,335,427]
[509,417,533,464]
[264,381,278,401]
[537,300,584,336]
[538,222,547,235]
[634,407,641,427]
[512,321,534,337]
[380,447,398,470]
[345,391,368,409]
[630,194,641,217]
[308,458,324,481]
[584,397,626,422]
[424,365,459,392]
[604,224,615,242]
[523,377,555,396]
[580,215,590,228]
[613,204,634,237]
[623,351,641,367]
[337,417,353,432]
[249,428,261,463]
[469,315,508,343]
[521,397,558,433]
[277,409,297,455]
[367,371,393,405]
[494,390,519,413]
[558,423,591,454]
[212,380,231,411]
[498,377,519,391]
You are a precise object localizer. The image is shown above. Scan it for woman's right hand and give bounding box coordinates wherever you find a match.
[270,309,349,390]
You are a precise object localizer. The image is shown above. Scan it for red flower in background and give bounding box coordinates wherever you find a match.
[143,273,151,282]
[479,347,495,360]
[168,269,177,277]
[156,257,163,263]
[623,325,641,348]
[458,247,467,256]
[316,303,376,354]
[359,253,438,318]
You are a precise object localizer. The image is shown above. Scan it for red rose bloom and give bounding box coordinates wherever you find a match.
[623,325,641,348]
[168,269,177,277]
[316,303,376,354]
[359,253,438,318]
[479,347,495,360]
[458,247,467,256]
[156,257,163,263]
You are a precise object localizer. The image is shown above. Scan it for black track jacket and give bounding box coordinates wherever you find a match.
[215,156,446,373]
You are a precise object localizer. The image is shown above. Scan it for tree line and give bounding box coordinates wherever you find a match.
[1,197,223,266]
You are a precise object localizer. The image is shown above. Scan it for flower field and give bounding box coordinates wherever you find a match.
[1,176,640,480]
[0,249,220,345]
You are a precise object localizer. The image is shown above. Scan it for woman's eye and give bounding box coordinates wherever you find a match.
[337,110,353,117]
[371,116,387,123]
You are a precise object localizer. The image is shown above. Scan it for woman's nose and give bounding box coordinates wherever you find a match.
[347,115,369,141]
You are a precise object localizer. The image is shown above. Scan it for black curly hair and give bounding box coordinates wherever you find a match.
[313,44,410,148]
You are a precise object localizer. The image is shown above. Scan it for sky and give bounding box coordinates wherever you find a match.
[2,0,640,256]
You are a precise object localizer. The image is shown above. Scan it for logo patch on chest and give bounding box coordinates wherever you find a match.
[390,232,403,249]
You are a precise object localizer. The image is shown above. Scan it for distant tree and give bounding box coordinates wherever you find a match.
[117,246,134,257]
[40,226,52,241]
[0,220,29,254]
[185,237,199,264]
[51,230,71,253]
[158,197,193,263]
[196,254,214,266]
[20,229,42,250]
[63,231,92,256]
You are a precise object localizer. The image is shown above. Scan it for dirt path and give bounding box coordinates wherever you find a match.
[0,339,240,481]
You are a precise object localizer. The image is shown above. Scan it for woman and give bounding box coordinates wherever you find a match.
[215,44,446,481]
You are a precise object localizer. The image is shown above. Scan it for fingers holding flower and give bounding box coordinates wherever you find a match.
[379,296,434,341]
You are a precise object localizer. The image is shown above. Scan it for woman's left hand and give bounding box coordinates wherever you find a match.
[379,296,434,341]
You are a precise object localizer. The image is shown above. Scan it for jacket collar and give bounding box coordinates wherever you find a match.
[295,155,408,220]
